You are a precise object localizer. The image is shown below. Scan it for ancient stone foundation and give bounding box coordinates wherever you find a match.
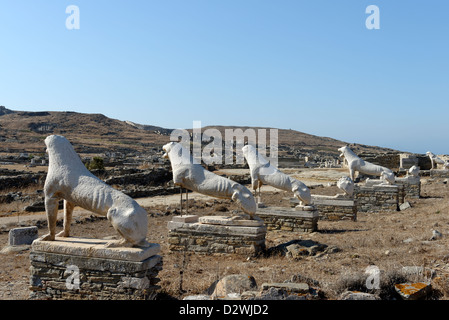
[29,237,162,300]
[309,196,357,221]
[354,183,401,212]
[167,215,266,256]
[256,206,319,232]
[430,169,449,179]
[290,196,356,221]
[395,175,421,200]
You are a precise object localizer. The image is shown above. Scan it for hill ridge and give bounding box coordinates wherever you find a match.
[0,106,398,158]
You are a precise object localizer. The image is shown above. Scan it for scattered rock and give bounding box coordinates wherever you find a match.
[286,244,309,259]
[183,294,212,300]
[394,282,432,300]
[0,245,30,254]
[240,291,259,300]
[430,230,443,241]
[340,291,380,300]
[324,245,340,254]
[267,239,335,259]
[399,201,412,211]
[401,266,436,279]
[261,282,309,294]
[290,273,320,287]
[211,274,257,298]
[256,287,306,300]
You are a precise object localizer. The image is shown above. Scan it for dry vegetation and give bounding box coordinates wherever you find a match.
[0,109,395,158]
[0,177,448,300]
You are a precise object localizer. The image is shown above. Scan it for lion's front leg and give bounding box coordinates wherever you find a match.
[348,166,356,181]
[40,196,60,241]
[56,200,75,238]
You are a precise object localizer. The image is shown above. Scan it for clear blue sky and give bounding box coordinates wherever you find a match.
[0,1,448,154]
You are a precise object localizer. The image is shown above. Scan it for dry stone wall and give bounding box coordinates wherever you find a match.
[354,184,401,212]
[310,196,357,221]
[167,216,266,256]
[256,207,319,232]
[29,238,162,300]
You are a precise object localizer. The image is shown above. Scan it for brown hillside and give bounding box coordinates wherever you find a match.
[0,107,398,157]
[0,108,170,155]
[195,125,397,157]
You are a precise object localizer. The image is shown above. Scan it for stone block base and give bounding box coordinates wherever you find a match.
[310,196,357,221]
[354,183,400,212]
[430,169,449,179]
[256,206,319,232]
[167,215,266,256]
[395,175,421,200]
[29,237,162,300]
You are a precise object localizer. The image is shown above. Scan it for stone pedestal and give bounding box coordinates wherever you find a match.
[354,183,400,212]
[430,169,449,179]
[256,206,319,232]
[29,237,162,300]
[167,215,266,256]
[395,175,421,200]
[309,195,357,221]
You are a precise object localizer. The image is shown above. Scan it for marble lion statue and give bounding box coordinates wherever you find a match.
[162,142,257,219]
[42,135,150,247]
[338,145,395,184]
[336,176,354,197]
[426,151,449,170]
[242,144,311,206]
[408,165,420,177]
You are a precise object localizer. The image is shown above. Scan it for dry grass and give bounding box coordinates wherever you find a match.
[0,178,448,300]
[154,178,449,300]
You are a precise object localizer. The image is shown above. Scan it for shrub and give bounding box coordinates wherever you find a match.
[85,156,105,171]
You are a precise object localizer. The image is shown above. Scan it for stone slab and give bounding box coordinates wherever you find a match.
[310,197,355,207]
[394,282,432,300]
[256,207,319,219]
[167,221,266,236]
[31,237,160,262]
[198,215,264,227]
[294,205,316,211]
[8,226,38,246]
[172,215,199,223]
[261,282,309,294]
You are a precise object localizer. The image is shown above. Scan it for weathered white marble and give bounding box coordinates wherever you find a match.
[338,146,395,184]
[198,215,264,227]
[31,237,160,262]
[163,142,257,218]
[242,145,311,206]
[42,135,149,247]
[427,151,449,170]
[336,176,354,197]
[408,165,420,177]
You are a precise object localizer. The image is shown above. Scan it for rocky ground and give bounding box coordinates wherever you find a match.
[0,175,448,300]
